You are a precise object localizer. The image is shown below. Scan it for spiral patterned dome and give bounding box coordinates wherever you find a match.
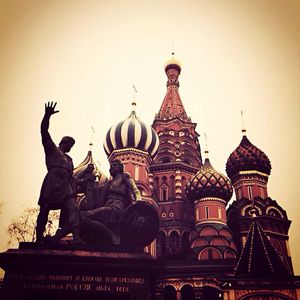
[186,157,233,202]
[226,135,271,179]
[103,106,159,159]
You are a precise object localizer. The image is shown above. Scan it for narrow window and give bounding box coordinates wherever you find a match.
[162,188,167,202]
[237,188,242,199]
[260,187,264,198]
[205,206,209,219]
[218,207,222,219]
[134,165,139,181]
[248,186,253,200]
[242,236,247,247]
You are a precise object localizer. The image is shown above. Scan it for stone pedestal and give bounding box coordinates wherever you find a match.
[0,243,159,300]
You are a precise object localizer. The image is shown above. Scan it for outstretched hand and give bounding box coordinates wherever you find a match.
[45,102,59,116]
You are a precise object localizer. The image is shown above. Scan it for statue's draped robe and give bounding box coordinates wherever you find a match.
[38,130,76,208]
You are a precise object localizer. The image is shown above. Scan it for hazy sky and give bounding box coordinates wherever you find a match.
[0,0,299,274]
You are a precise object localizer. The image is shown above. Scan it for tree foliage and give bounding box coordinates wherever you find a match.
[7,207,59,246]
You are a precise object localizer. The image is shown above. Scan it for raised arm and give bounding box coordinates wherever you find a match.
[41,102,59,153]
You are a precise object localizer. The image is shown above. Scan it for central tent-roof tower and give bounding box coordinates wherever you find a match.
[155,54,190,122]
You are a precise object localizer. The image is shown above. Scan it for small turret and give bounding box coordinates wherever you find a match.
[186,150,237,261]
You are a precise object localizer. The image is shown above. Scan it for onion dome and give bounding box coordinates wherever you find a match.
[74,146,108,185]
[226,134,271,179]
[186,157,233,202]
[164,53,182,73]
[103,103,159,159]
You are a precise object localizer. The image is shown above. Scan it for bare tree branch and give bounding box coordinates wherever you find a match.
[7,207,60,246]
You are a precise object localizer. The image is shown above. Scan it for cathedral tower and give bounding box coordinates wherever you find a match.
[104,102,159,203]
[226,130,294,274]
[151,56,202,257]
[186,151,237,261]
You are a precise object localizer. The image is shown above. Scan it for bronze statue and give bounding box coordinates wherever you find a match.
[36,102,81,244]
[35,104,160,249]
[79,159,142,245]
[74,163,98,211]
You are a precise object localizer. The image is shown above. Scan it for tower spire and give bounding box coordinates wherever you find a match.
[241,110,246,135]
[89,126,95,150]
[131,85,137,112]
[155,55,189,122]
[204,133,209,159]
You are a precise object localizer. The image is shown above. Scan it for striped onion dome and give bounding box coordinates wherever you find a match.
[103,103,159,158]
[186,155,233,203]
[74,146,108,185]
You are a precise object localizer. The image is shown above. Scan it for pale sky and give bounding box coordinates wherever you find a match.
[0,0,299,274]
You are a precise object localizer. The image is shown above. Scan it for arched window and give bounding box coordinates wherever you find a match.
[181,284,195,300]
[160,186,168,202]
[162,157,171,163]
[160,176,169,202]
[169,231,179,247]
[163,285,176,300]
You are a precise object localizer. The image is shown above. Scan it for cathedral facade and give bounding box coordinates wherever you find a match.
[1,57,299,300]
[78,56,299,299]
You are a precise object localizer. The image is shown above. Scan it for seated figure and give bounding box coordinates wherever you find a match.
[79,159,142,246]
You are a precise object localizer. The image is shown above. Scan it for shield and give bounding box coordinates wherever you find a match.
[119,201,159,247]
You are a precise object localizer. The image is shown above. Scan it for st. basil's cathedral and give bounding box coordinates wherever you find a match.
[73,56,300,299]
[1,56,299,300]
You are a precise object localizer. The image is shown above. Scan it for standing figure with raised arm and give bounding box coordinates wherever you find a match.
[36,102,81,243]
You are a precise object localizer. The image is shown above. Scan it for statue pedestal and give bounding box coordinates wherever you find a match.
[0,243,159,300]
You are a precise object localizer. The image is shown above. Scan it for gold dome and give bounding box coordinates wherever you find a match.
[164,54,182,73]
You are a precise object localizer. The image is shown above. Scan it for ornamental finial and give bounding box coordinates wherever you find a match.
[132,85,137,112]
[204,133,209,159]
[89,126,95,151]
[241,110,247,135]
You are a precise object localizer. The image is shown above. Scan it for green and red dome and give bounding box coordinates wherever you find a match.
[186,157,233,202]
